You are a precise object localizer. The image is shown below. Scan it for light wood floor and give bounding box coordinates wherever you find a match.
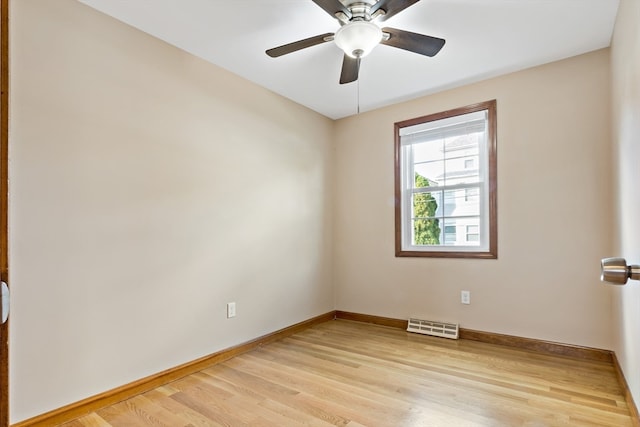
[61,320,634,426]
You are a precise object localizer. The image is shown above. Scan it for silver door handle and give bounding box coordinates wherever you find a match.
[601,258,640,285]
[0,281,8,324]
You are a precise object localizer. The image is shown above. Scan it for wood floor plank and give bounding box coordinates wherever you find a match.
[58,412,111,427]
[202,365,352,426]
[189,370,342,427]
[96,395,194,427]
[140,389,222,427]
[60,320,634,426]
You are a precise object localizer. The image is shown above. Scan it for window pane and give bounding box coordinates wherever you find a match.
[412,190,440,219]
[444,225,456,245]
[443,220,457,245]
[414,161,444,186]
[465,221,480,245]
[412,218,441,245]
[441,189,480,217]
[413,139,443,164]
[452,187,480,216]
[442,134,481,185]
[414,170,439,189]
[413,191,444,217]
[443,157,480,185]
[465,187,479,202]
[443,189,459,216]
[444,134,480,159]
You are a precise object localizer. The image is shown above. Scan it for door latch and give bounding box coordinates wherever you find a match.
[1,281,8,324]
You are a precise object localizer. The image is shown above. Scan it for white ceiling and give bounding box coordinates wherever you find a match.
[78,0,619,120]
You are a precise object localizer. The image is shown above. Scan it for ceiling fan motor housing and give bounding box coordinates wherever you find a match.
[346,1,378,21]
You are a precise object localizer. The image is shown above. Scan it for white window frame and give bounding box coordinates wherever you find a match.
[394,100,497,259]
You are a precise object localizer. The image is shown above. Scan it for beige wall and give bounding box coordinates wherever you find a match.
[611,0,640,410]
[334,49,613,349]
[9,0,334,422]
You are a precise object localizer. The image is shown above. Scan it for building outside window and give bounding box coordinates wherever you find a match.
[466,225,480,242]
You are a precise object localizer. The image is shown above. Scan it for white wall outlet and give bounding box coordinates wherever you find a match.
[227,302,236,318]
[461,291,471,305]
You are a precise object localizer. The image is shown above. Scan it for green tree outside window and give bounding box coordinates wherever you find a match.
[413,173,440,245]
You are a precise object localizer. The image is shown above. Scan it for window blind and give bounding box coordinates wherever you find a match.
[400,111,486,145]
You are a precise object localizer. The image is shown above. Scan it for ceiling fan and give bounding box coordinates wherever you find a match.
[265,0,445,85]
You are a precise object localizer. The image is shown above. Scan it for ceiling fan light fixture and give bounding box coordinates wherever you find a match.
[334,21,382,58]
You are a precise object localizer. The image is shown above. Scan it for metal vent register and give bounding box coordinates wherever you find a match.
[407,318,459,339]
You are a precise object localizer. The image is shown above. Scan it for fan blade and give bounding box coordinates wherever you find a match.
[381,27,445,57]
[312,0,352,20]
[266,33,334,58]
[371,0,420,22]
[340,55,361,84]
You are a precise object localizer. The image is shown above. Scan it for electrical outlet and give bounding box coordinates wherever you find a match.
[227,302,236,318]
[461,291,471,305]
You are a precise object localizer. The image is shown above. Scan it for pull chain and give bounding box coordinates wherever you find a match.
[357,78,360,114]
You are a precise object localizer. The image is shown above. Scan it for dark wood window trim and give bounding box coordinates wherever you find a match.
[394,100,497,259]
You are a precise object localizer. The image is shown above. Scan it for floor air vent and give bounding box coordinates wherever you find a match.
[407,318,459,339]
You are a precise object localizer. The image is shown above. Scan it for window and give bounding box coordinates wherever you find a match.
[465,187,479,202]
[444,225,456,244]
[466,225,479,242]
[394,100,497,258]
